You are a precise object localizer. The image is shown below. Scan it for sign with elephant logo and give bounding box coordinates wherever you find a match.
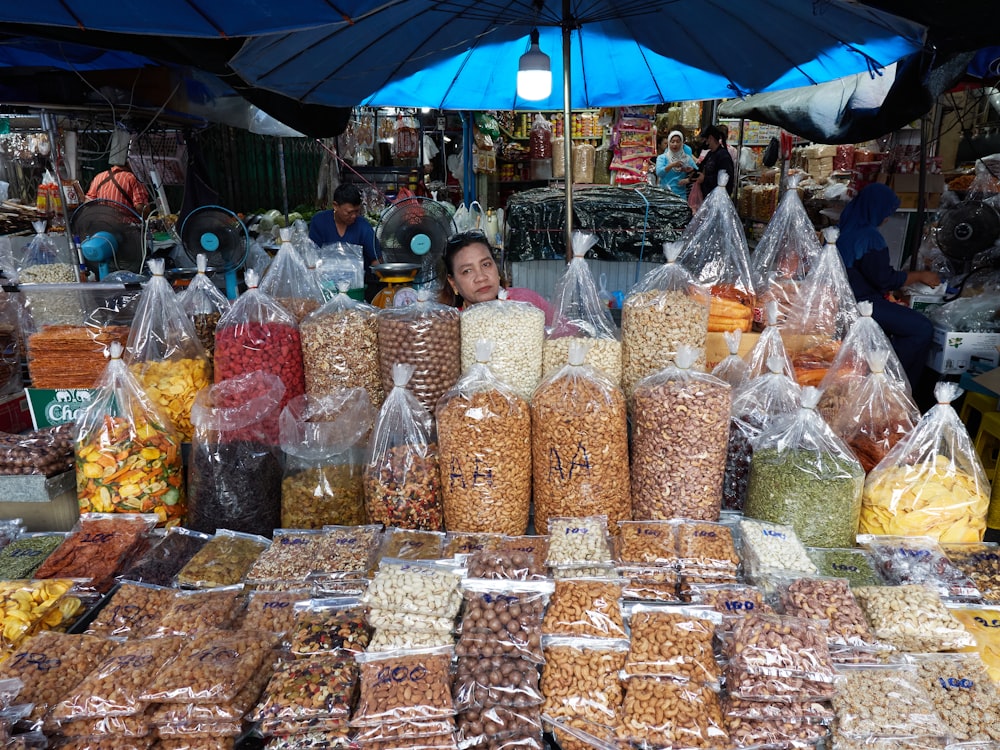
[25,388,96,429]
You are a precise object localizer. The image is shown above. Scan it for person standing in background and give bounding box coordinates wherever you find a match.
[695,125,735,197]
[86,161,150,215]
[309,183,381,298]
[655,130,696,198]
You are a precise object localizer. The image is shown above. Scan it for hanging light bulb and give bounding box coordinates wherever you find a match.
[517,28,551,101]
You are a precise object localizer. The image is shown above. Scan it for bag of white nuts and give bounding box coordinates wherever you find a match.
[460,292,544,401]
[621,241,709,398]
[542,232,622,386]
[531,340,630,535]
[630,345,731,521]
[435,340,531,536]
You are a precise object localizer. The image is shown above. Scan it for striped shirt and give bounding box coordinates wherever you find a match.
[85,167,150,210]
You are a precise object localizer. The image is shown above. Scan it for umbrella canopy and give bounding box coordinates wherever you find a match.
[0,38,152,70]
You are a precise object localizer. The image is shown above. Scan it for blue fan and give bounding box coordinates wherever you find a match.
[180,206,249,300]
[70,199,146,280]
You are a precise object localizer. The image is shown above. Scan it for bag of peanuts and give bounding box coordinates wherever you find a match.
[259,227,325,322]
[178,254,231,365]
[832,350,919,474]
[214,268,304,412]
[365,363,444,530]
[75,341,185,526]
[278,390,374,529]
[724,356,801,511]
[124,259,211,443]
[631,345,731,521]
[532,340,630,534]
[435,340,531,535]
[677,171,756,333]
[782,227,860,388]
[744,300,795,381]
[860,381,990,543]
[749,173,823,326]
[543,232,621,385]
[710,329,748,389]
[818,301,911,424]
[621,241,710,397]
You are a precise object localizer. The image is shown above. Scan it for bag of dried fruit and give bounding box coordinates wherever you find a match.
[188,370,286,536]
[745,385,864,548]
[437,340,531,535]
[817,299,910,425]
[749,173,822,326]
[622,242,710,397]
[744,300,795,381]
[364,362,443,530]
[178,253,231,364]
[279,389,375,529]
[543,231,621,385]
[724,356,801,512]
[677,171,756,333]
[75,341,185,526]
[259,226,325,322]
[124,259,211,443]
[532,339,630,534]
[710,330,749,390]
[860,381,990,543]
[782,227,860,388]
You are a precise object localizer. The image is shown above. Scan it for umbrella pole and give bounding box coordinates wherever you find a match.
[562,0,573,260]
[278,137,290,226]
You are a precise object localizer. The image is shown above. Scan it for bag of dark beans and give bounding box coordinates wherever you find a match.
[178,253,231,364]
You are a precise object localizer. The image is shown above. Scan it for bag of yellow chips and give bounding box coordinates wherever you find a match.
[125,258,211,442]
[859,381,990,543]
[949,606,1000,683]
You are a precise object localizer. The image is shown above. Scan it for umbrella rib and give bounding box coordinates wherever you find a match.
[181,0,227,37]
[55,0,87,30]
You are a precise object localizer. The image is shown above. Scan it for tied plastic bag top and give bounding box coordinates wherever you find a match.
[214,267,304,412]
[744,300,795,381]
[74,341,185,526]
[301,281,384,408]
[860,381,991,543]
[178,254,232,361]
[783,227,860,387]
[817,299,911,425]
[745,385,865,547]
[711,329,749,389]
[125,258,211,443]
[532,340,631,534]
[749,173,823,325]
[18,220,76,284]
[315,242,364,300]
[724,355,802,512]
[365,362,444,530]
[677,171,756,333]
[621,241,710,397]
[279,390,375,529]
[833,349,919,474]
[543,232,622,385]
[259,226,325,322]
[436,340,531,536]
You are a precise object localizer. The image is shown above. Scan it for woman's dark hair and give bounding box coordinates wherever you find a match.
[443,229,493,276]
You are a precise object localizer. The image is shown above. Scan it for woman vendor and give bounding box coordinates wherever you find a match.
[655,130,696,198]
[837,182,941,389]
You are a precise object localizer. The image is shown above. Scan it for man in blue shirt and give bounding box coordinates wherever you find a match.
[309,184,382,296]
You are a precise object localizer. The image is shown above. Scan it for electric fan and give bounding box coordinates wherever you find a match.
[180,206,249,300]
[373,196,457,307]
[936,199,1000,268]
[70,199,146,280]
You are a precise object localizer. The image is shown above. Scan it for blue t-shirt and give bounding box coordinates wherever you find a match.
[308,210,380,267]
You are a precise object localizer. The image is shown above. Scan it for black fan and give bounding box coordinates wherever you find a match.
[936,200,1000,265]
[180,206,249,299]
[70,199,146,279]
[376,196,457,286]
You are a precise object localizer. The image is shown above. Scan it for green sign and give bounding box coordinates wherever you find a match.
[25,388,96,429]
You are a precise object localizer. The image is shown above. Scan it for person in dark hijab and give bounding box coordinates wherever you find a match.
[836,182,941,388]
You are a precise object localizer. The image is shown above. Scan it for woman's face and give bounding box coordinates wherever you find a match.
[669,135,683,152]
[448,241,500,304]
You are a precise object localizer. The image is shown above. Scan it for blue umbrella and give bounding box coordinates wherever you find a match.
[0,38,152,70]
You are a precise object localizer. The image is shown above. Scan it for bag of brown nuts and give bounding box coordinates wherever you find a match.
[623,603,722,684]
[456,579,554,663]
[436,340,531,536]
[178,254,232,364]
[543,578,626,639]
[531,341,630,535]
[352,645,457,727]
[540,636,629,728]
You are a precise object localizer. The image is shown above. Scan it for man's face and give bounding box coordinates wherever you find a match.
[333,201,362,226]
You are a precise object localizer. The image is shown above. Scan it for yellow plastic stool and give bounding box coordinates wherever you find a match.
[975,411,1000,481]
[961,391,999,436]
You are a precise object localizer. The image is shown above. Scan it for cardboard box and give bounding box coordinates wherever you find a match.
[907,293,947,313]
[892,173,946,193]
[927,326,1000,375]
[897,192,942,210]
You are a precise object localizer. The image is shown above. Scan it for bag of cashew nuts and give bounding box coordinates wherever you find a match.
[178,254,231,365]
[259,227,325,323]
[831,350,919,474]
[745,385,865,548]
[859,381,990,543]
[532,340,630,535]
[631,345,731,521]
[744,300,795,382]
[710,329,748,389]
[364,363,444,530]
[436,340,531,536]
[677,171,757,334]
[621,241,710,397]
[542,232,621,385]
[782,227,860,388]
[724,355,801,511]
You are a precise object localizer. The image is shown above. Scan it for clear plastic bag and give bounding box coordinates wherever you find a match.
[118,525,211,586]
[178,254,231,362]
[832,663,949,738]
[949,606,1000,683]
[852,583,975,652]
[546,516,614,567]
[738,518,819,580]
[279,391,374,529]
[623,603,720,683]
[125,258,211,442]
[677,171,756,333]
[18,221,77,284]
[74,342,185,525]
[858,534,981,600]
[85,580,176,638]
[744,300,795,381]
[363,558,462,619]
[631,346,731,521]
[614,520,679,566]
[260,227,325,322]
[152,585,244,636]
[541,636,628,727]
[454,654,543,711]
[174,528,270,589]
[456,579,553,663]
[943,542,1000,604]
[805,547,883,588]
[288,598,371,656]
[460,294,545,401]
[543,232,621,385]
[352,646,456,727]
[541,578,626,639]
[316,242,365,298]
[532,340,631,534]
[861,381,990,542]
[773,575,879,649]
[745,386,865,548]
[250,653,358,735]
[906,652,1000,741]
[619,676,730,750]
[364,363,443,530]
[436,340,531,535]
[710,329,748,389]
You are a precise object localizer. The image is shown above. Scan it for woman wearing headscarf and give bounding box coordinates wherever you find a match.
[836,182,941,388]
[654,130,696,198]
